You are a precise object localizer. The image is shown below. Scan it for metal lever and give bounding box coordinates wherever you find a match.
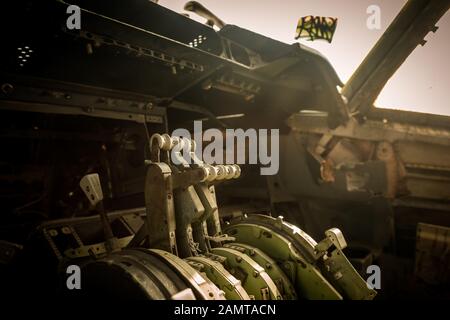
[184,1,226,29]
[80,173,119,253]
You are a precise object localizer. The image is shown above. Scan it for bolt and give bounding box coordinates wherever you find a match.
[86,43,93,55]
[1,83,14,95]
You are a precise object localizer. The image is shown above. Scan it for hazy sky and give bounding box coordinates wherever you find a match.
[159,0,449,116]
